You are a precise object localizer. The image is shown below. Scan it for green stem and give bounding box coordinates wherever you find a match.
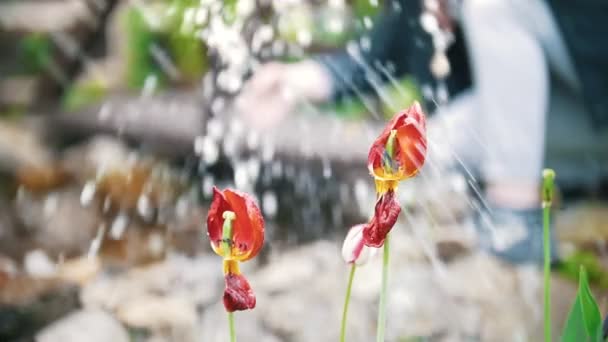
[376,234,390,342]
[543,204,551,342]
[340,264,357,342]
[222,211,237,342]
[228,311,236,342]
[541,169,555,342]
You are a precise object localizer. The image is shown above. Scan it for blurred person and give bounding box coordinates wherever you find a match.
[236,0,608,264]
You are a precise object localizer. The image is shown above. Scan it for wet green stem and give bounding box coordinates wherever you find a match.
[542,169,555,342]
[543,203,551,342]
[340,264,357,342]
[222,211,237,342]
[228,312,236,342]
[376,234,390,342]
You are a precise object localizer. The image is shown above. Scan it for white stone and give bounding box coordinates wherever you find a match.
[36,309,128,342]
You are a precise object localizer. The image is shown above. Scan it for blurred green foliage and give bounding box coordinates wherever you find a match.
[353,0,382,20]
[62,80,107,112]
[0,106,26,120]
[123,6,165,90]
[558,251,608,289]
[322,76,421,120]
[18,33,53,75]
[381,77,421,119]
[222,0,238,23]
[123,1,208,90]
[166,0,208,84]
[325,97,369,120]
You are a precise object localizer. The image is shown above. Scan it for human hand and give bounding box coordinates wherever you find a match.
[235,60,333,130]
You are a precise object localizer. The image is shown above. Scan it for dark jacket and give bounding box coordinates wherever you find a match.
[317,0,471,114]
[319,0,608,127]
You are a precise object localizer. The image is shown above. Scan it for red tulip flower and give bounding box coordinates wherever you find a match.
[339,104,427,341]
[362,102,427,247]
[368,101,427,185]
[207,187,265,312]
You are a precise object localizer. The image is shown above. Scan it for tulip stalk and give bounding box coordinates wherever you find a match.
[343,104,426,341]
[376,233,390,342]
[340,264,357,342]
[376,130,397,342]
[542,169,555,342]
[222,211,237,342]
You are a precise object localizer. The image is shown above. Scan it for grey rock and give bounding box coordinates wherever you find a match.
[36,309,128,342]
[0,278,79,341]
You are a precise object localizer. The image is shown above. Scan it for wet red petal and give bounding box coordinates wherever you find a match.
[395,118,426,177]
[207,187,232,251]
[367,102,427,181]
[224,189,265,261]
[362,190,401,247]
[223,273,256,312]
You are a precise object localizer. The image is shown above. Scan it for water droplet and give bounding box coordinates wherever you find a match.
[234,163,250,190]
[431,52,451,79]
[327,16,344,34]
[98,103,111,122]
[322,159,332,179]
[202,175,215,197]
[87,224,106,259]
[195,8,208,25]
[43,194,59,218]
[363,16,373,30]
[109,213,129,240]
[420,12,439,34]
[261,138,275,162]
[206,118,224,141]
[195,136,219,165]
[217,70,243,93]
[328,0,345,8]
[296,30,312,47]
[142,75,158,97]
[147,232,165,257]
[247,158,261,181]
[80,181,96,207]
[230,117,245,137]
[450,173,467,194]
[223,135,239,158]
[24,250,56,277]
[360,36,371,52]
[211,97,226,115]
[252,24,274,53]
[246,131,260,150]
[262,191,278,218]
[137,194,153,221]
[424,0,439,12]
[102,196,112,213]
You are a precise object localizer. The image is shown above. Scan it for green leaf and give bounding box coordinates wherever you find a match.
[19,33,53,74]
[62,80,107,112]
[562,266,603,342]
